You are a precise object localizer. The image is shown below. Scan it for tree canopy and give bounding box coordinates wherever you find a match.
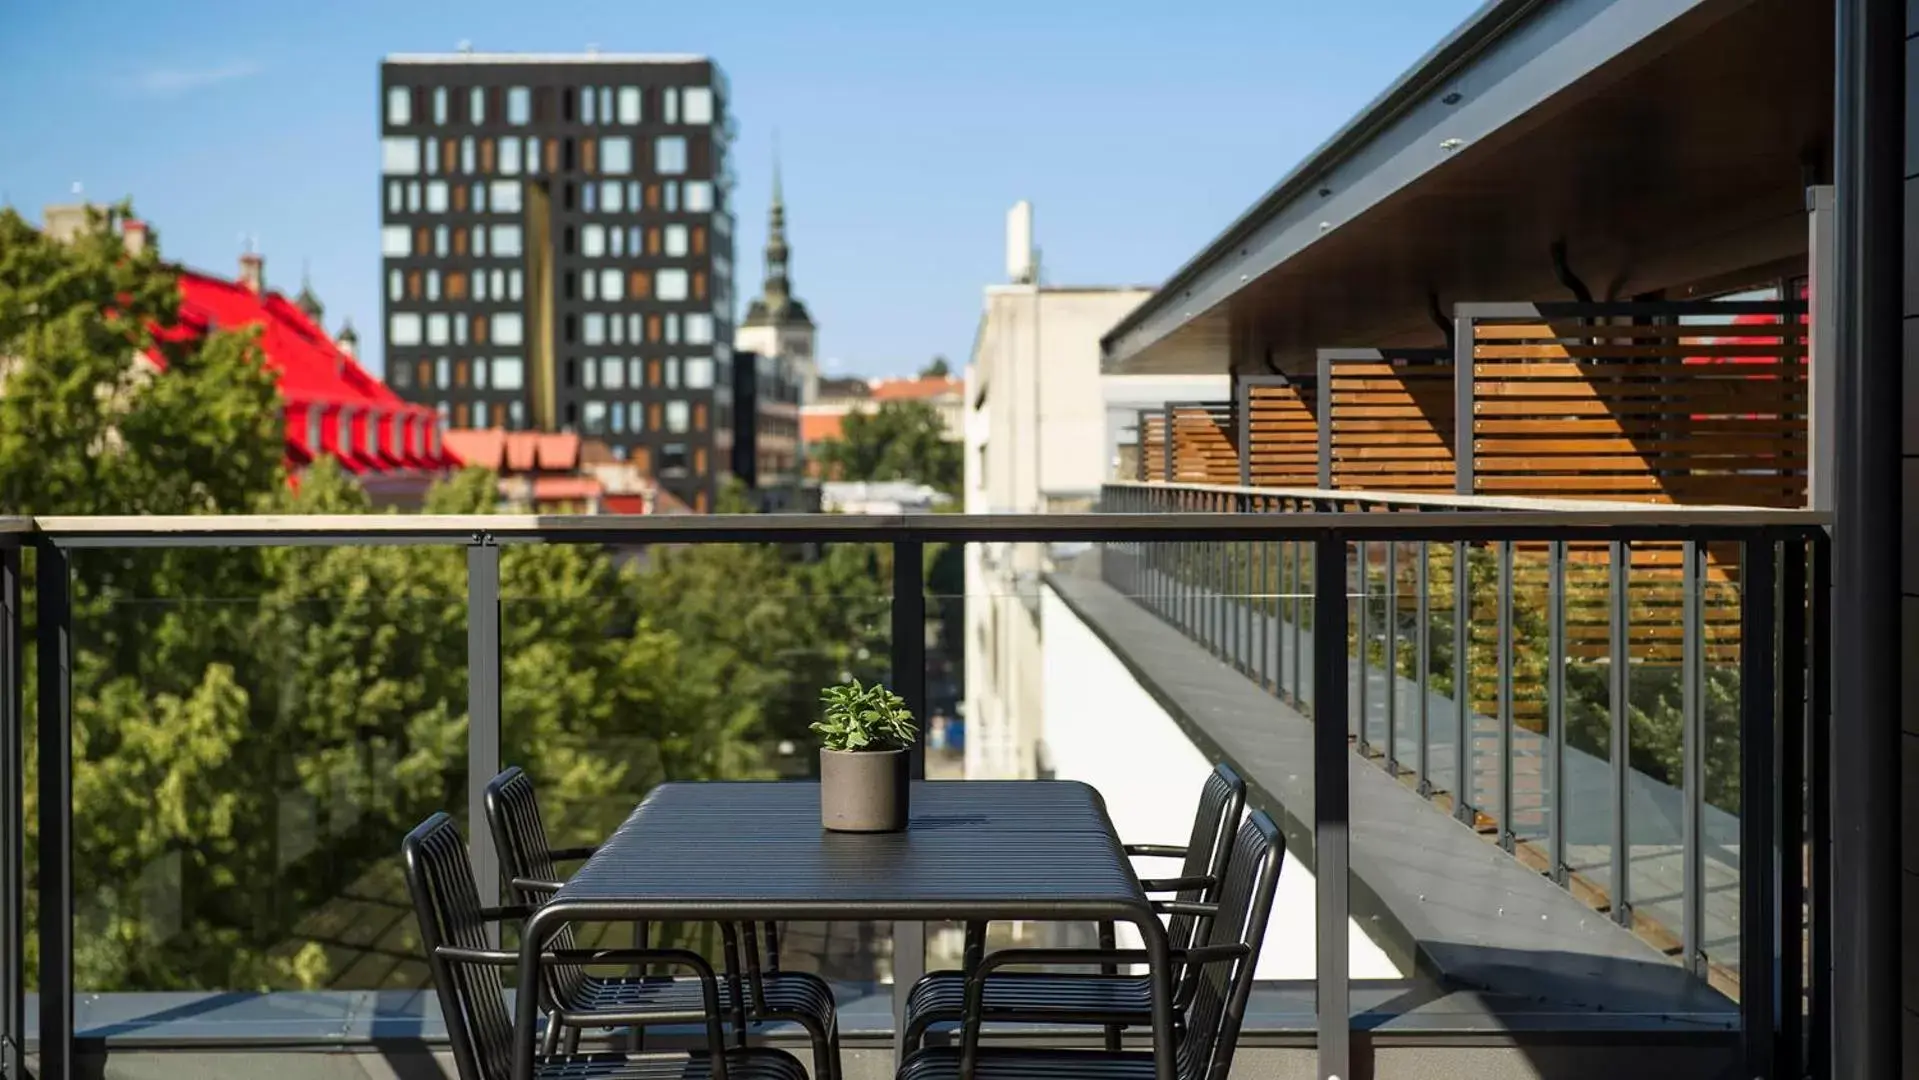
[812,400,962,496]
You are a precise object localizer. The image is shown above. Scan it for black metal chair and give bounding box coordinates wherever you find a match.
[402,811,809,1080]
[902,763,1247,1050]
[894,809,1285,1080]
[486,767,842,1079]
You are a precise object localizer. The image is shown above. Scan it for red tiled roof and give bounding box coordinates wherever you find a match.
[442,429,582,474]
[148,266,458,478]
[801,412,845,444]
[869,376,961,402]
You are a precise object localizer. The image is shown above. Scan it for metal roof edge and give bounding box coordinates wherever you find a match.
[1097,0,1549,364]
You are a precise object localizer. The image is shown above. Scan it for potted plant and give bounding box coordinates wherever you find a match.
[812,678,917,832]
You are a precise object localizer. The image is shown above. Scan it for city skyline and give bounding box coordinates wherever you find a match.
[0,1,1479,378]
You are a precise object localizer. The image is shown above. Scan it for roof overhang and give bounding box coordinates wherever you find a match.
[1102,0,1820,375]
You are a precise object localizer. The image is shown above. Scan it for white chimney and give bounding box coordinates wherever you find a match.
[239,251,264,294]
[121,218,149,256]
[1006,201,1034,284]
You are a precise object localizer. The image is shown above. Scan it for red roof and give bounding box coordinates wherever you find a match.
[801,412,845,444]
[442,429,581,474]
[148,264,458,479]
[869,376,961,402]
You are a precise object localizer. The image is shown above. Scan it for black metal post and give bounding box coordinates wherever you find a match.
[1829,0,1903,1076]
[1385,541,1399,774]
[1496,541,1514,852]
[466,542,503,941]
[890,539,927,1064]
[1778,541,1807,1076]
[1608,541,1631,927]
[1739,541,1778,1074]
[1417,542,1431,796]
[1808,534,1833,1076]
[1682,541,1705,976]
[1547,541,1566,885]
[1453,541,1472,823]
[0,547,20,1080]
[1312,535,1350,1080]
[35,544,72,1080]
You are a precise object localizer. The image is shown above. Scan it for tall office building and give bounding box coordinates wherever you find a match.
[379,52,737,510]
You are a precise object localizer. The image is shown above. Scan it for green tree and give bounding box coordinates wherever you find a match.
[920,356,951,379]
[812,400,961,496]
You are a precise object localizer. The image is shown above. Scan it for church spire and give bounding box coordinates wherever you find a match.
[763,133,790,303]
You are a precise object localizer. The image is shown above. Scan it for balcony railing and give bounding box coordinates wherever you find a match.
[0,500,1827,1080]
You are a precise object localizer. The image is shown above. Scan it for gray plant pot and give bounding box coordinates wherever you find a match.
[819,747,911,832]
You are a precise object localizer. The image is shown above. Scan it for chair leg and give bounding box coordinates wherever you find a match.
[561,1024,582,1055]
[1098,920,1121,1051]
[540,1015,562,1056]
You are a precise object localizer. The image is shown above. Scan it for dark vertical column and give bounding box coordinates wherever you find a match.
[0,547,20,1080]
[1609,541,1632,927]
[1312,535,1350,1080]
[1834,0,1905,1076]
[1809,535,1834,1073]
[466,543,503,939]
[1739,541,1778,1073]
[1779,542,1807,1075]
[1316,352,1334,490]
[890,539,927,1065]
[36,545,71,1080]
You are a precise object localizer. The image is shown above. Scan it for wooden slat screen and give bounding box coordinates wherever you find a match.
[1321,349,1455,492]
[1168,403,1239,485]
[1236,377,1318,487]
[1138,410,1169,482]
[1463,302,1808,506]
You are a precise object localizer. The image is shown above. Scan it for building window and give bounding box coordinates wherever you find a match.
[509,400,526,428]
[507,86,531,125]
[491,225,523,256]
[582,224,606,258]
[491,179,521,212]
[390,313,422,346]
[610,401,626,433]
[508,269,523,300]
[601,180,623,213]
[581,86,597,125]
[434,225,449,256]
[382,136,420,175]
[499,137,522,175]
[434,357,451,388]
[664,224,689,257]
[583,313,606,345]
[431,87,448,126]
[381,226,411,256]
[601,357,624,389]
[599,86,612,126]
[665,313,681,344]
[583,357,598,389]
[462,136,476,174]
[426,313,450,346]
[583,401,607,434]
[610,226,625,258]
[387,268,404,301]
[426,269,441,301]
[494,312,524,346]
[682,86,714,125]
[663,181,679,212]
[600,268,623,301]
[474,226,487,257]
[387,86,411,126]
[386,181,404,214]
[655,136,687,175]
[529,136,543,174]
[493,356,525,390]
[685,356,715,389]
[660,443,688,474]
[657,268,689,301]
[469,86,486,125]
[663,88,679,124]
[665,356,681,389]
[425,180,449,213]
[685,313,714,345]
[685,180,713,212]
[602,136,632,175]
[618,86,642,124]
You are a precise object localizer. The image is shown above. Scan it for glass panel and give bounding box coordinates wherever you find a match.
[1423,542,1458,802]
[1562,542,1617,904]
[1700,545,1744,983]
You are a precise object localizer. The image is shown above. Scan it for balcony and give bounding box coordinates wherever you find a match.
[0,500,1825,1079]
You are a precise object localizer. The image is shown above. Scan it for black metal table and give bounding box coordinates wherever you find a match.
[511,780,1172,1080]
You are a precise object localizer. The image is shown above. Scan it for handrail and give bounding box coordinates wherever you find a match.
[12,506,1829,547]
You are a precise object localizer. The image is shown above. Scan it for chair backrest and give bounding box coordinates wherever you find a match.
[484,766,586,1005]
[403,812,516,1080]
[1167,763,1248,952]
[1175,809,1283,1080]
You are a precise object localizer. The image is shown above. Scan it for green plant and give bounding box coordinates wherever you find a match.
[812,678,917,752]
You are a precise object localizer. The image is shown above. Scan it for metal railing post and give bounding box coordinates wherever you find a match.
[1778,540,1807,1076]
[1738,540,1778,1074]
[1608,541,1631,928]
[0,547,20,1080]
[1497,540,1515,852]
[1311,534,1350,1080]
[1385,541,1399,774]
[36,543,73,1080]
[1681,540,1705,976]
[1547,541,1567,885]
[1808,533,1833,1076]
[890,539,928,1064]
[1452,541,1472,823]
[1354,540,1369,753]
[466,542,503,939]
[1417,542,1432,797]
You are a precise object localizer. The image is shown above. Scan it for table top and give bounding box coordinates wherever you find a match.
[547,779,1152,923]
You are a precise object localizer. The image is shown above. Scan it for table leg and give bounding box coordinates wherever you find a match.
[512,907,554,1080]
[892,920,925,1067]
[1137,913,1173,1080]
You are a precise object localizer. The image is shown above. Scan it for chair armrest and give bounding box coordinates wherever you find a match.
[510,877,561,895]
[1123,844,1189,859]
[438,945,732,1069]
[1172,943,1251,1010]
[479,904,535,922]
[548,846,598,862]
[1138,875,1214,894]
[1151,900,1218,918]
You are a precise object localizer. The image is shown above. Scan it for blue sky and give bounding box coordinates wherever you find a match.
[0,1,1479,379]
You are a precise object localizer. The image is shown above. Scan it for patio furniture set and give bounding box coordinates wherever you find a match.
[402,763,1282,1080]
